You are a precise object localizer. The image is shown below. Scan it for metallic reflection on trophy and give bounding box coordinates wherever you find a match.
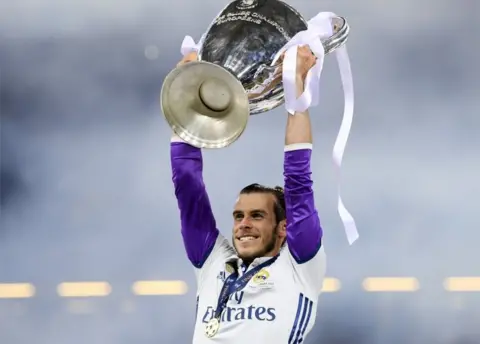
[161,0,350,148]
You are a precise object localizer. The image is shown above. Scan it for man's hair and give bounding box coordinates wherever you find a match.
[239,183,286,224]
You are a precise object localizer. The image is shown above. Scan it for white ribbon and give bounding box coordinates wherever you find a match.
[272,12,333,114]
[180,35,204,56]
[276,11,358,245]
[178,11,359,245]
[333,44,359,245]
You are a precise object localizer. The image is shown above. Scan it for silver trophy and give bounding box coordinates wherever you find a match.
[161,0,350,148]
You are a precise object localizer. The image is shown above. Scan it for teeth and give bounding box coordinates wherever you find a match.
[239,236,256,242]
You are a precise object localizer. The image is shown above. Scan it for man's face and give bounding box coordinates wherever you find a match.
[232,193,285,262]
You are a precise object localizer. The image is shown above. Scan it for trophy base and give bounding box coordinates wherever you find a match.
[161,61,250,149]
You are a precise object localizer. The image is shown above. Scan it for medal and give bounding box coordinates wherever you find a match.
[204,256,278,339]
[205,318,220,338]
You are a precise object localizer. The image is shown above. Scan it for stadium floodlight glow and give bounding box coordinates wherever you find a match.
[132,280,188,295]
[57,282,111,297]
[362,277,419,292]
[444,277,480,292]
[0,283,35,299]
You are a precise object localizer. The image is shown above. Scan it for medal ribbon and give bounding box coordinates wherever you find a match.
[214,256,278,320]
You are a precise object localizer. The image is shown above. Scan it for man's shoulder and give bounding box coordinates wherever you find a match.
[273,244,326,293]
[277,242,326,263]
[196,233,236,273]
[212,233,236,258]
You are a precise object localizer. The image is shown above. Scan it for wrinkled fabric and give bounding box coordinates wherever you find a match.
[170,142,219,268]
[284,148,323,263]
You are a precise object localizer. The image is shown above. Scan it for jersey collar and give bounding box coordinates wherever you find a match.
[224,255,278,275]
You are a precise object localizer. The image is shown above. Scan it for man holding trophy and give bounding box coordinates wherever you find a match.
[163,0,359,342]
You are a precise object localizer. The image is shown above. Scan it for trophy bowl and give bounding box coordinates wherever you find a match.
[161,0,349,148]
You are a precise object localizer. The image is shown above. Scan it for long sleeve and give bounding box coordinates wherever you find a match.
[284,144,323,264]
[170,140,219,268]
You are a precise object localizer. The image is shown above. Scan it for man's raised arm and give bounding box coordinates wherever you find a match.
[283,47,323,265]
[168,52,220,269]
[170,137,219,268]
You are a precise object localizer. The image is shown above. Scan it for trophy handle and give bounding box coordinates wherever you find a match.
[247,16,349,98]
[323,16,349,55]
[260,16,349,74]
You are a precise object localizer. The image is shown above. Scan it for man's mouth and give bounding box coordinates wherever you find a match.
[238,235,259,242]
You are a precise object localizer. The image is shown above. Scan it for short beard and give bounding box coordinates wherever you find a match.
[233,225,279,264]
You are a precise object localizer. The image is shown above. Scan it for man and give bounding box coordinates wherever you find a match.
[170,46,325,343]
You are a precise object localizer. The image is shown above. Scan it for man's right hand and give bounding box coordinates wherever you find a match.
[177,51,198,67]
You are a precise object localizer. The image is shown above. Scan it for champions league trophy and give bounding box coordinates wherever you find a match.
[161,0,359,245]
[160,0,352,149]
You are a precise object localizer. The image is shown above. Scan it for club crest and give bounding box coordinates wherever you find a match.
[253,269,270,284]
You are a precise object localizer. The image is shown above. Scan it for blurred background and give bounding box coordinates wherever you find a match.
[1,0,479,343]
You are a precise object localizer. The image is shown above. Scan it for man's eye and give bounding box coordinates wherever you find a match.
[252,213,263,219]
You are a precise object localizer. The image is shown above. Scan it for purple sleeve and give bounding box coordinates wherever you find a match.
[170,142,219,268]
[284,148,323,264]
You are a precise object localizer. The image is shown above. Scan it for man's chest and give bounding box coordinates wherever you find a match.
[216,264,279,294]
[198,264,298,325]
[193,256,320,343]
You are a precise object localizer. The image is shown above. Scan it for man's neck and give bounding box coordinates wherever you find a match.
[239,251,279,269]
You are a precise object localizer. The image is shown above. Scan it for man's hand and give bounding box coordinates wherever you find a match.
[177,51,198,67]
[284,45,317,146]
[294,45,317,94]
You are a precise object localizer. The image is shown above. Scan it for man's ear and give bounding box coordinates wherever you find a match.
[278,219,287,238]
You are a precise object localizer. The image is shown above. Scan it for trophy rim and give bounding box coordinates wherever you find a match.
[160,61,251,149]
[277,0,308,26]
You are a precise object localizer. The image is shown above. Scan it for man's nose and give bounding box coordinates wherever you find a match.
[239,217,252,229]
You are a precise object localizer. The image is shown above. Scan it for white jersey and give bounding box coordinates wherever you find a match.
[170,138,326,343]
[192,234,326,343]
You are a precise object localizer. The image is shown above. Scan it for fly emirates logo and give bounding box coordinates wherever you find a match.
[201,291,276,323]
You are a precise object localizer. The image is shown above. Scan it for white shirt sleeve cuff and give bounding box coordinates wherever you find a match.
[171,134,186,143]
[284,143,313,152]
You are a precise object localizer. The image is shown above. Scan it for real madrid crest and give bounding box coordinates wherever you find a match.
[236,0,258,10]
[205,318,220,338]
[253,268,270,284]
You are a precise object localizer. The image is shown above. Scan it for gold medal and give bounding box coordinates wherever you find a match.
[205,318,220,338]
